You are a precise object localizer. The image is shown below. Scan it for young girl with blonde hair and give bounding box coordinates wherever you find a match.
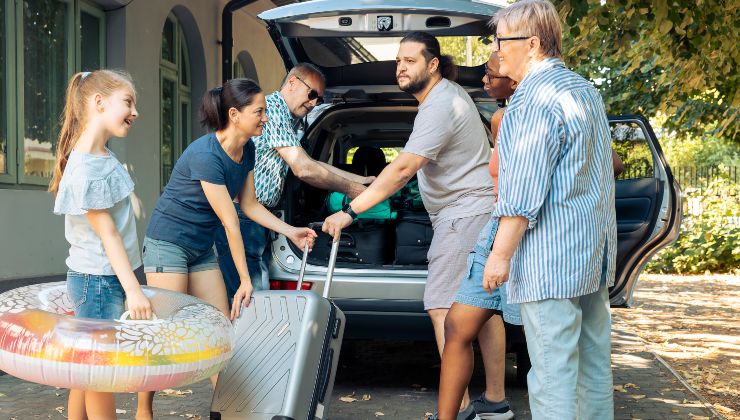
[50,69,152,420]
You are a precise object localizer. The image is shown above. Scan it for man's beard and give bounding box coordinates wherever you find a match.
[398,72,431,95]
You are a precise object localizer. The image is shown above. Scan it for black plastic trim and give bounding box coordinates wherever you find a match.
[307,302,337,418]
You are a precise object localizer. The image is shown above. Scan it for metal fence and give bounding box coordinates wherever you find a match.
[617,164,739,218]
[672,165,739,194]
[670,165,739,223]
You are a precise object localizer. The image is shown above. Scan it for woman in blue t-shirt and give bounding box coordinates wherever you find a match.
[137,79,317,419]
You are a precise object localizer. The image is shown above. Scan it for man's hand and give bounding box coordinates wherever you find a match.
[482,252,511,294]
[363,176,376,185]
[231,281,254,320]
[323,211,353,240]
[287,227,318,251]
[346,182,368,199]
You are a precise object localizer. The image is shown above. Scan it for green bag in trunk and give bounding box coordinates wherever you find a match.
[327,192,397,220]
[391,179,425,211]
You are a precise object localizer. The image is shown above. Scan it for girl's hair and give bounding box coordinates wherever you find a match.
[400,31,458,81]
[49,70,136,194]
[199,78,263,131]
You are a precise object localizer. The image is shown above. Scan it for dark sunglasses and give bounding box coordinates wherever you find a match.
[295,76,324,105]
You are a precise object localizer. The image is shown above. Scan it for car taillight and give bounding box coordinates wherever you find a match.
[269,280,313,291]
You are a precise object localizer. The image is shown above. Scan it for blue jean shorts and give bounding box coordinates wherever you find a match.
[142,236,219,274]
[454,215,522,325]
[67,271,126,320]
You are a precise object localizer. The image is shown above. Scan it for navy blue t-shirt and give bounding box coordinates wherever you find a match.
[146,132,255,251]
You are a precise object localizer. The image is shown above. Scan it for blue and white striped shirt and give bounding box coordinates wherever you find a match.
[494,58,617,304]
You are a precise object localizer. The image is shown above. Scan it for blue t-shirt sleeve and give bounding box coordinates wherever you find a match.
[189,150,226,185]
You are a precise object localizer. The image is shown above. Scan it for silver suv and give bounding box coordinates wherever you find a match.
[247,0,681,379]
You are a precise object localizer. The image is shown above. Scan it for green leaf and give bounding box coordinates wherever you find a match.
[659,20,673,35]
[654,0,668,21]
[554,0,740,141]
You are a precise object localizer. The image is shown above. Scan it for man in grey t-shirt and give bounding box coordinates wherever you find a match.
[403,72,494,228]
[323,32,514,418]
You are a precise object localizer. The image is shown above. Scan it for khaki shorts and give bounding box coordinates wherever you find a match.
[424,213,490,310]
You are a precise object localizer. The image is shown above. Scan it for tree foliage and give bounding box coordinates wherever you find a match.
[438,36,491,67]
[553,0,739,142]
[646,178,740,274]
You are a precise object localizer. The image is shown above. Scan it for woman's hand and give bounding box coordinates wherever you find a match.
[287,227,318,251]
[231,281,254,320]
[482,252,511,294]
[125,290,154,320]
[323,211,353,241]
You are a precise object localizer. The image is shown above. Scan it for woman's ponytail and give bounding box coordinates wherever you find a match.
[199,79,262,131]
[199,87,225,131]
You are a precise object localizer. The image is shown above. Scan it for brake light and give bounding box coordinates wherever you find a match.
[269,280,313,291]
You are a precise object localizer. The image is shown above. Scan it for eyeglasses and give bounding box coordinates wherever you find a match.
[295,75,324,105]
[493,36,531,51]
[484,65,508,80]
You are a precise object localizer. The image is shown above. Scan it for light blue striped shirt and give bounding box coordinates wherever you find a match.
[494,58,617,304]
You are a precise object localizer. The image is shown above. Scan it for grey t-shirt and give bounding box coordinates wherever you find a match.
[403,78,494,228]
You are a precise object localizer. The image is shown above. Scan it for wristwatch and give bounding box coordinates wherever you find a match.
[341,202,359,220]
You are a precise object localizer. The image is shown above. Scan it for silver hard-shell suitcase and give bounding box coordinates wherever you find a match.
[210,225,345,420]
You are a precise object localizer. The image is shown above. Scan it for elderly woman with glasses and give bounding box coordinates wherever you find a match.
[437,1,618,419]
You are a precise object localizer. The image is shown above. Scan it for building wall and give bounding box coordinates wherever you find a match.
[0,0,286,281]
[233,2,289,92]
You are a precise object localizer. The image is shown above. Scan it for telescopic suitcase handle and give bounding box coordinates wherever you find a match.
[297,223,340,298]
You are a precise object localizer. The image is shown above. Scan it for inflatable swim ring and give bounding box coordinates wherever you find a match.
[0,282,233,392]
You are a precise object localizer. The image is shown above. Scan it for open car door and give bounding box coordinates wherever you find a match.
[610,115,681,307]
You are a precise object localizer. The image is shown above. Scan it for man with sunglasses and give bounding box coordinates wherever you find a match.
[215,63,372,300]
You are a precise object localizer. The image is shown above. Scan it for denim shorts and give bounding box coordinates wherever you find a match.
[142,236,219,274]
[454,214,522,325]
[67,271,126,320]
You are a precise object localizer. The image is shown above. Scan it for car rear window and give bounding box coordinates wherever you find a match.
[295,36,491,67]
[346,146,403,164]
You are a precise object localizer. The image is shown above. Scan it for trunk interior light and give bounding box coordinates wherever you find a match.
[270,280,313,291]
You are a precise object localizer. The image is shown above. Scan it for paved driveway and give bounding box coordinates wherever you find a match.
[0,317,718,419]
